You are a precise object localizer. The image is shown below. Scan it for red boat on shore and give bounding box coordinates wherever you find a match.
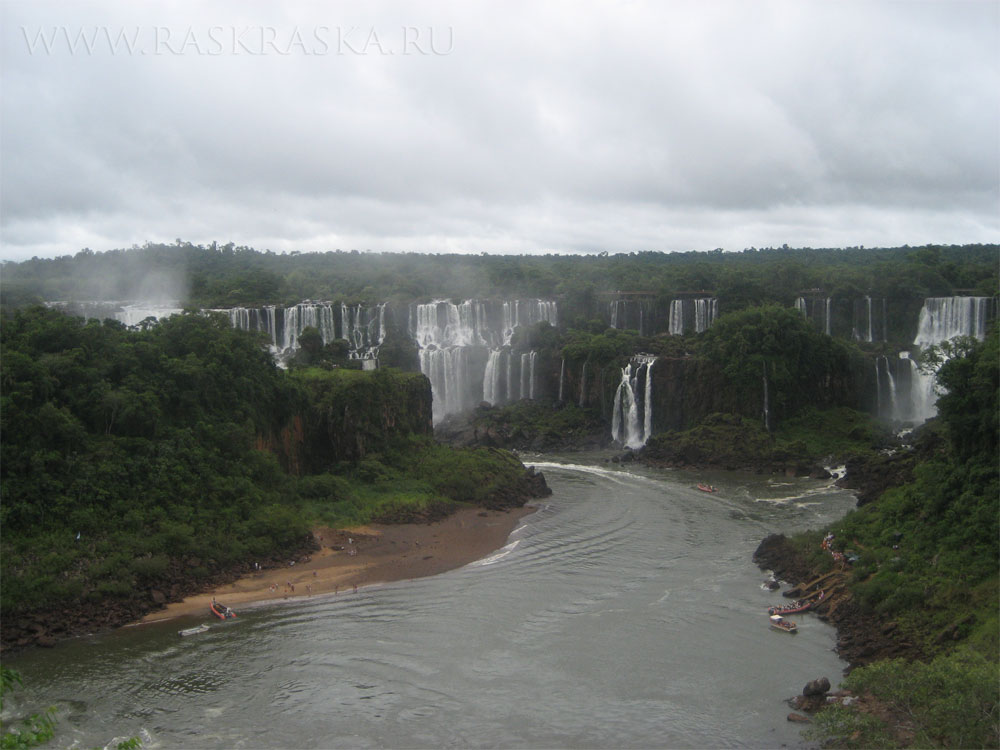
[768,590,824,616]
[697,483,717,493]
[210,600,237,620]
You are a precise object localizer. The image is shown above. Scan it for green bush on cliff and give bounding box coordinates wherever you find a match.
[299,437,533,527]
[699,304,860,426]
[471,401,605,444]
[809,647,999,749]
[0,308,310,616]
[805,328,999,748]
[819,329,999,653]
[774,407,893,459]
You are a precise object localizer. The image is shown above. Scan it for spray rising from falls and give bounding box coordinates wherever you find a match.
[611,355,657,449]
[224,302,385,366]
[882,296,995,424]
[410,299,557,423]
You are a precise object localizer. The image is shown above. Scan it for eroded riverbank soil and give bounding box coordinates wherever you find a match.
[2,468,550,653]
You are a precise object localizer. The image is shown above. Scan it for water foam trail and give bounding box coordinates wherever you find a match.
[526,461,665,488]
[752,485,840,505]
[469,539,520,567]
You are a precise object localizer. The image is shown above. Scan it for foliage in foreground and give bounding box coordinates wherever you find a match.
[800,328,999,748]
[0,666,141,750]
[299,435,533,527]
[0,667,56,750]
[808,648,999,749]
[816,328,1000,652]
[0,308,535,621]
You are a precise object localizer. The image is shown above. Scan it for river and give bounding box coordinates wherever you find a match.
[3,454,857,749]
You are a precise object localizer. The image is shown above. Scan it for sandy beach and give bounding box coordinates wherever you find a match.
[141,505,535,622]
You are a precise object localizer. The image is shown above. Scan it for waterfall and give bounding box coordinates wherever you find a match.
[795,297,806,316]
[825,298,832,336]
[874,355,882,418]
[558,357,565,402]
[694,298,717,333]
[643,358,655,442]
[882,356,897,420]
[668,300,684,335]
[611,355,657,449]
[896,351,936,423]
[579,361,588,407]
[483,349,502,404]
[883,297,993,425]
[610,300,621,329]
[914,296,992,346]
[410,299,557,421]
[520,353,530,400]
[420,346,474,422]
[224,301,380,364]
[866,296,873,343]
[506,351,513,403]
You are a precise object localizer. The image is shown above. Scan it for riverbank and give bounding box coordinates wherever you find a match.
[753,533,923,669]
[142,505,535,622]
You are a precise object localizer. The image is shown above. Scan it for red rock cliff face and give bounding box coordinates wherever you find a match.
[258,370,433,474]
[256,414,306,474]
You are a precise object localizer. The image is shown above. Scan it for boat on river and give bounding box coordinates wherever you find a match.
[210,600,237,620]
[696,483,717,493]
[768,590,824,616]
[178,624,210,637]
[769,614,797,633]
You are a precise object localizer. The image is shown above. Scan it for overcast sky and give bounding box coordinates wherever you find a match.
[1,0,997,262]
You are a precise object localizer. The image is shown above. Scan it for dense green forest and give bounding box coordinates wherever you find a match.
[789,327,999,747]
[0,307,539,641]
[1,243,997,747]
[2,242,996,315]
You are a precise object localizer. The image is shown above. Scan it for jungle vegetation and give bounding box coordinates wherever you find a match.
[1,243,997,748]
[0,307,531,619]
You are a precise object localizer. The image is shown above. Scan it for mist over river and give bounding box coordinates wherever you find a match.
[4,454,858,749]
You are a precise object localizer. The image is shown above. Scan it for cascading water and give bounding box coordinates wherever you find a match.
[874,354,882,418]
[866,296,873,343]
[667,298,717,335]
[224,302,384,364]
[914,297,993,346]
[668,300,684,336]
[483,349,503,404]
[643,358,655,441]
[411,299,557,422]
[558,358,565,402]
[883,296,994,424]
[693,298,718,333]
[579,361,588,407]
[610,300,622,329]
[611,355,657,448]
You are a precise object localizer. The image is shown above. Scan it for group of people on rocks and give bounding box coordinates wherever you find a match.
[821,532,848,568]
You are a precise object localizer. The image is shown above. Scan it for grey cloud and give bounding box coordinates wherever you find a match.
[1,0,997,262]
